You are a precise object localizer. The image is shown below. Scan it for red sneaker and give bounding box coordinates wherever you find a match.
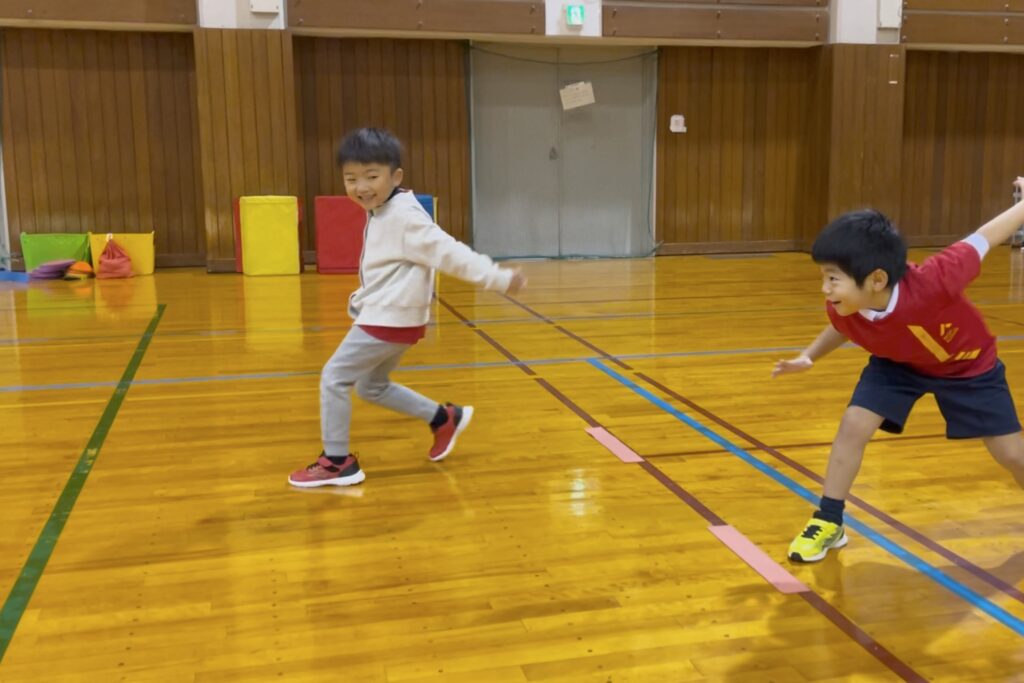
[429,404,474,462]
[288,454,365,488]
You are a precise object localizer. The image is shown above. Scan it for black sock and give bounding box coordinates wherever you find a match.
[429,404,448,429]
[325,454,350,466]
[813,496,845,525]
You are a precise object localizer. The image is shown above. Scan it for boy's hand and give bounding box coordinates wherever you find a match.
[772,355,813,378]
[505,268,527,294]
[1014,177,1024,193]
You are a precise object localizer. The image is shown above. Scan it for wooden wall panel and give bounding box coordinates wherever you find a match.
[902,13,1024,48]
[905,0,1024,10]
[656,47,819,253]
[900,51,1024,243]
[1,28,204,266]
[800,44,832,245]
[606,5,828,41]
[289,0,543,36]
[0,0,195,27]
[657,44,911,254]
[903,1,1024,48]
[193,28,300,270]
[635,0,825,5]
[823,45,905,225]
[293,37,471,245]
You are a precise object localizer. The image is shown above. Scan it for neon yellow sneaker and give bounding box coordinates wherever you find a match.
[788,518,848,562]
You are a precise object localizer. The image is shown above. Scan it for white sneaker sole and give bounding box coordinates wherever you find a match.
[789,530,848,563]
[288,469,366,488]
[430,406,474,462]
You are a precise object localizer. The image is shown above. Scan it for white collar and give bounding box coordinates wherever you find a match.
[858,283,899,321]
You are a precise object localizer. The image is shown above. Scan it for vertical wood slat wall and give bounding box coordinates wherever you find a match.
[821,44,906,228]
[901,51,1024,242]
[293,37,471,245]
[4,28,1024,265]
[193,28,300,270]
[655,44,1022,251]
[1,28,204,266]
[656,47,817,253]
[654,44,906,253]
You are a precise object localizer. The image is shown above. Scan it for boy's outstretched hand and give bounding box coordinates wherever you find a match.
[1015,177,1024,193]
[772,354,813,378]
[506,268,527,295]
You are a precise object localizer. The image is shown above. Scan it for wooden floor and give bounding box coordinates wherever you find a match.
[3,250,1024,682]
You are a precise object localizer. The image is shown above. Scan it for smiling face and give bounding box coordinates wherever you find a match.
[819,263,892,316]
[341,161,403,212]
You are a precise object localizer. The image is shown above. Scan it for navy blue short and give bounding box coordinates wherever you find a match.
[850,356,1022,439]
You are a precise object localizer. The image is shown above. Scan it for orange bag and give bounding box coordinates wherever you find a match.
[97,237,134,279]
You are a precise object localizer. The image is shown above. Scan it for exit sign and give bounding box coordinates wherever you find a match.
[566,4,584,27]
[546,0,599,36]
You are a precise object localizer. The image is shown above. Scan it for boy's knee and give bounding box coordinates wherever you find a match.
[835,408,881,446]
[355,380,387,401]
[321,365,356,391]
[989,436,1024,469]
[1004,451,1024,471]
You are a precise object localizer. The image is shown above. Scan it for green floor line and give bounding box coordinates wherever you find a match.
[0,303,166,662]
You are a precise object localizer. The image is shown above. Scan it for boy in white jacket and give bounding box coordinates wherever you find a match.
[290,128,526,487]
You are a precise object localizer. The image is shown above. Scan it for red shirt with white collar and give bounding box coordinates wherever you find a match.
[826,237,997,378]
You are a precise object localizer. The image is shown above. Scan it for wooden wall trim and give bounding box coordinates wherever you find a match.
[0,1,196,28]
[905,235,969,248]
[903,6,1024,48]
[289,0,544,36]
[605,5,828,42]
[616,0,826,6]
[656,236,978,255]
[905,1,1024,10]
[205,257,237,273]
[658,240,803,254]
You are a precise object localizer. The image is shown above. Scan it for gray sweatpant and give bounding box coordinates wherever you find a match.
[320,326,438,455]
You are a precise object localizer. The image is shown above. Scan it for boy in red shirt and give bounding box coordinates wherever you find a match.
[775,178,1024,562]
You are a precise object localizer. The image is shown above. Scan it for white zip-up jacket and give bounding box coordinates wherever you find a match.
[348,191,513,327]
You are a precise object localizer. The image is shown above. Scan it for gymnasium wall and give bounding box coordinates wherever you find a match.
[655,46,818,254]
[900,51,1024,244]
[193,28,300,269]
[1,0,1023,267]
[655,44,1024,252]
[293,37,471,245]
[1,29,205,267]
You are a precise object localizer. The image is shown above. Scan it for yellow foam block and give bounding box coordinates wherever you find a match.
[88,232,155,275]
[240,196,301,276]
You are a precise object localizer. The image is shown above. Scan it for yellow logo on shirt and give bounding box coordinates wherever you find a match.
[908,325,978,363]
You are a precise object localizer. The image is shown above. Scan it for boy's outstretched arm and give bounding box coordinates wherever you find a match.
[772,324,847,378]
[975,177,1024,249]
[506,269,527,294]
[403,220,525,293]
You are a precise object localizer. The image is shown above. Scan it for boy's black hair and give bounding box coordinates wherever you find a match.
[336,127,403,170]
[811,209,907,287]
